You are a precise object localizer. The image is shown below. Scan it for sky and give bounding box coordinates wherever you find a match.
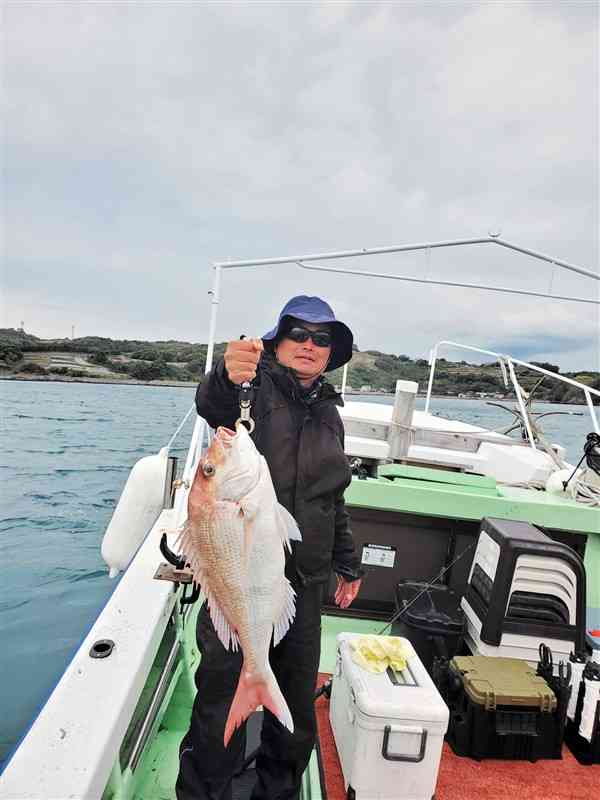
[2,0,599,371]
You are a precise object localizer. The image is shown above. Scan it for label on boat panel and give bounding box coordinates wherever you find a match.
[361,543,396,568]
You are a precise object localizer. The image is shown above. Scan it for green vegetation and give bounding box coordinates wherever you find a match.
[19,361,47,375]
[0,328,597,403]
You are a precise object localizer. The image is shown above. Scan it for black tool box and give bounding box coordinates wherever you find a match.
[435,653,571,761]
[565,661,600,765]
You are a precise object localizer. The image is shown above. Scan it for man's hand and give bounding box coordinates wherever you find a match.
[334,576,362,609]
[224,338,263,385]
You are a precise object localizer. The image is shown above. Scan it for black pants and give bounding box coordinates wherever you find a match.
[176,583,323,800]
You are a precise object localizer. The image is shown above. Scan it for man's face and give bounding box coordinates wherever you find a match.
[275,321,332,385]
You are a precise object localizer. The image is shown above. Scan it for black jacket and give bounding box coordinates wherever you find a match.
[195,354,363,586]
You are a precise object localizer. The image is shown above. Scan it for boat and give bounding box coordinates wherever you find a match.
[1,235,599,799]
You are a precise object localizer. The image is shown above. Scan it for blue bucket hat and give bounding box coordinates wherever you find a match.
[262,295,354,372]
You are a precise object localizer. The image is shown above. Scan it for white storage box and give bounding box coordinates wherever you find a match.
[329,633,449,800]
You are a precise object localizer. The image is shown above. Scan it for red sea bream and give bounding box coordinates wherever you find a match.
[176,423,301,746]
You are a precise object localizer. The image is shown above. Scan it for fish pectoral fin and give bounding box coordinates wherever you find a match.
[273,578,296,647]
[207,592,241,652]
[238,458,271,520]
[276,503,302,551]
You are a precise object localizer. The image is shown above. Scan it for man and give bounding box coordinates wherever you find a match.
[176,295,363,800]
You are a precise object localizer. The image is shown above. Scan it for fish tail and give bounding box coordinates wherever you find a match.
[223,665,294,747]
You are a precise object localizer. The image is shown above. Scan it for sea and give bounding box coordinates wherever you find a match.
[0,379,594,768]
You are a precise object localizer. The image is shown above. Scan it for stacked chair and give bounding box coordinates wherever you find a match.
[460,518,586,666]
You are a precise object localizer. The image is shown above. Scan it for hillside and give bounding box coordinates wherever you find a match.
[0,329,597,404]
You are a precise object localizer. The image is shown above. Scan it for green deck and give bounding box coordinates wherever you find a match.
[105,609,371,800]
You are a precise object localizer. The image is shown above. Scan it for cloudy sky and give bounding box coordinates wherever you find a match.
[3,1,599,370]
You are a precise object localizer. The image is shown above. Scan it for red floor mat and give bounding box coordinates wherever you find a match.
[315,673,599,800]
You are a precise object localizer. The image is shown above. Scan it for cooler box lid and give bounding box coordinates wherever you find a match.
[395,581,465,635]
[337,633,449,727]
[451,655,557,711]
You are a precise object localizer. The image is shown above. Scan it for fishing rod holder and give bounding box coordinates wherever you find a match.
[159,531,186,570]
[154,532,201,609]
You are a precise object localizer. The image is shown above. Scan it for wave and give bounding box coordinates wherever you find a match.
[13,414,88,422]
[0,516,71,532]
[55,466,129,475]
[38,567,107,587]
[22,448,66,455]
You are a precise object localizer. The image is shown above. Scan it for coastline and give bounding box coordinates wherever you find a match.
[0,374,591,405]
[0,373,197,389]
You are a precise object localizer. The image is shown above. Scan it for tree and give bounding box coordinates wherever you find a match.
[88,351,109,365]
[0,348,22,363]
[531,362,560,374]
[20,362,47,374]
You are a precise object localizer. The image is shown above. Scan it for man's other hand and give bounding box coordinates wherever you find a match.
[334,576,362,609]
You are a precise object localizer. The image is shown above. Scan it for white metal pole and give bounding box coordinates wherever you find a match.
[341,362,348,399]
[297,262,598,306]
[205,265,222,374]
[174,418,206,525]
[507,360,537,450]
[584,390,600,435]
[425,346,438,414]
[173,264,223,527]
[214,235,598,282]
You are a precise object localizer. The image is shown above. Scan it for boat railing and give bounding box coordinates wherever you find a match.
[424,340,600,447]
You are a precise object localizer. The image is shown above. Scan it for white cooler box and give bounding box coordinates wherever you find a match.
[330,633,449,800]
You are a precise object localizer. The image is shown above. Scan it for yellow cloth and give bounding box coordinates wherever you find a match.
[349,635,413,674]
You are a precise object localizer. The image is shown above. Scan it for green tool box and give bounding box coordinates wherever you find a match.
[439,655,570,761]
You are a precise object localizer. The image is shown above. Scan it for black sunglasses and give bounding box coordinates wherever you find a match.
[285,326,332,348]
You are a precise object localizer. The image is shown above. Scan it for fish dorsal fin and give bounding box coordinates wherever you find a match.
[276,503,302,552]
[273,578,296,647]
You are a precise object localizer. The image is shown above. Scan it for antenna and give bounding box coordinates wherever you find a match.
[71,325,75,340]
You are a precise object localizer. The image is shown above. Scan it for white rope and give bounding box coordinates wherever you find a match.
[573,479,600,507]
[166,404,196,452]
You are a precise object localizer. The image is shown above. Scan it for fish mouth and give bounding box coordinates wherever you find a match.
[215,426,237,447]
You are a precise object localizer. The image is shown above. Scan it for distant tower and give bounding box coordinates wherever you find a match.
[18,320,24,332]
[71,325,75,340]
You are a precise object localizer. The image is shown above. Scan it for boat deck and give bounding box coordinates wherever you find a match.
[129,614,599,800]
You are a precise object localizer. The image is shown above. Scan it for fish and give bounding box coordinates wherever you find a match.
[176,422,302,746]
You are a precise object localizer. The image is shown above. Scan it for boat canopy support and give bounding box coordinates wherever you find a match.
[206,234,599,373]
[171,235,599,528]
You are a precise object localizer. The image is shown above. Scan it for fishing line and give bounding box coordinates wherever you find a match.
[311,539,477,707]
[377,540,477,635]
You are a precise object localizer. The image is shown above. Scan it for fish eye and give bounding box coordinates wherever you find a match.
[202,462,216,478]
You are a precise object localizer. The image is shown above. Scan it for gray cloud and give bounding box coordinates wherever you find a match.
[2,1,598,369]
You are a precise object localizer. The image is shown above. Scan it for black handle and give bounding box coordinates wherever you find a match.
[160,532,186,570]
[381,725,427,762]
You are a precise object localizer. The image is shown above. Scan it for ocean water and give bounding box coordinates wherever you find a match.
[0,379,594,767]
